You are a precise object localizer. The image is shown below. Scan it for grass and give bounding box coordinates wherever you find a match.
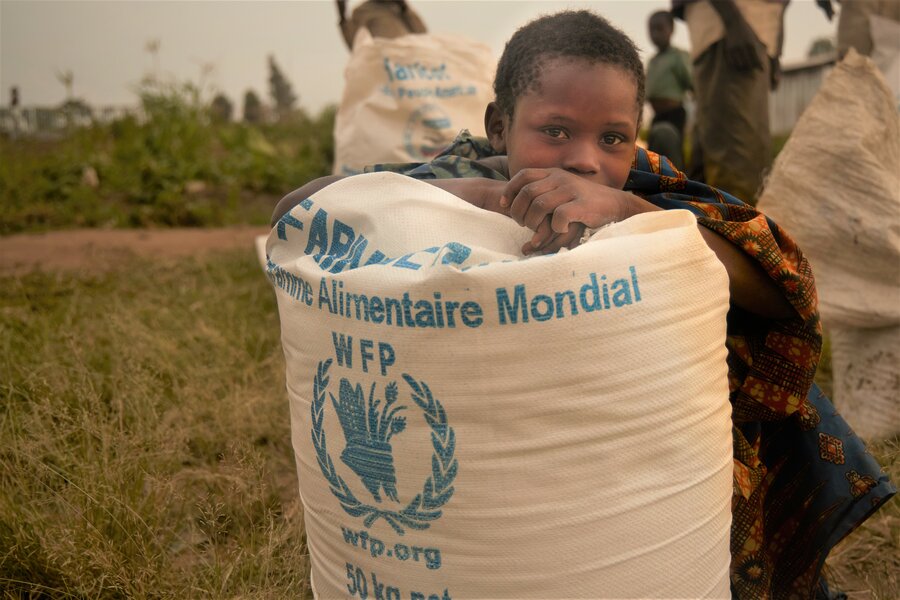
[0,250,311,598]
[0,248,895,598]
[0,81,335,235]
[826,438,900,600]
[814,335,899,599]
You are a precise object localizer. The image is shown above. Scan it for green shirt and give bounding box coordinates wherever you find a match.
[646,46,693,103]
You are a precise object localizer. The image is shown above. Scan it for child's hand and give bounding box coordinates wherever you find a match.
[520,217,584,255]
[500,168,633,254]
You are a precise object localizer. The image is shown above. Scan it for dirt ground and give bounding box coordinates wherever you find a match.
[0,226,271,276]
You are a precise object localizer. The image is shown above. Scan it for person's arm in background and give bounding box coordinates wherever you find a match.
[770,2,788,90]
[670,0,689,21]
[398,0,428,34]
[816,0,835,21]
[709,0,764,71]
[678,48,694,93]
[336,0,357,50]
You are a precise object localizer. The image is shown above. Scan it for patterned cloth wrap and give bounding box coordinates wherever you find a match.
[366,131,896,599]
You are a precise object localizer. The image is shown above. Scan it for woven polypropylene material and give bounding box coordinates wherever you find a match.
[332,32,494,176]
[758,50,900,439]
[268,173,733,599]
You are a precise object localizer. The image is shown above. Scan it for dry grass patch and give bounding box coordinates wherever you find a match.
[0,249,894,598]
[0,250,311,598]
[825,437,899,600]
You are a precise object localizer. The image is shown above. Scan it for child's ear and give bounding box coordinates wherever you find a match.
[484,102,507,153]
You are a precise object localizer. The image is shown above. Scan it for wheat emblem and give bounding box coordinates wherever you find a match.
[331,378,406,502]
[311,359,457,535]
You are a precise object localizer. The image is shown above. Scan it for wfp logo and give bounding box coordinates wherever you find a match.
[403,104,454,161]
[333,378,405,502]
[312,359,458,535]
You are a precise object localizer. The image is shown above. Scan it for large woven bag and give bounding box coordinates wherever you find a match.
[267,173,733,598]
[758,50,900,440]
[332,30,494,176]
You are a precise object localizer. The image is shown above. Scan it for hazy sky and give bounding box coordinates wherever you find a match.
[2,0,837,115]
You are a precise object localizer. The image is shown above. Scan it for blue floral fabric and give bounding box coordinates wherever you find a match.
[366,131,895,599]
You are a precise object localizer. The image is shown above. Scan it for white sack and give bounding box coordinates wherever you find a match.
[332,31,494,175]
[829,325,900,440]
[267,172,733,599]
[757,50,900,439]
[870,14,900,105]
[757,49,900,328]
[255,234,268,270]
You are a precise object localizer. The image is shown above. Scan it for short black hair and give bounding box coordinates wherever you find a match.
[649,10,675,28]
[493,10,645,119]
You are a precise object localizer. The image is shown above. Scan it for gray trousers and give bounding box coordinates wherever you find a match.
[693,39,771,205]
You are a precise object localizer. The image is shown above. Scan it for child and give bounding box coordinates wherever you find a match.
[645,10,693,170]
[274,10,893,598]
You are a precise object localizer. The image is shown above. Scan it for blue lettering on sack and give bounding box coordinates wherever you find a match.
[496,267,642,325]
[403,104,453,160]
[331,333,396,376]
[265,259,314,306]
[341,526,442,570]
[319,280,484,328]
[270,201,648,330]
[344,561,450,600]
[411,591,452,600]
[275,203,473,275]
[380,85,478,99]
[383,58,450,82]
[276,213,304,241]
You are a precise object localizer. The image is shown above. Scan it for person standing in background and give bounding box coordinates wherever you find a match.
[818,0,900,58]
[646,10,694,171]
[336,0,428,51]
[672,0,787,205]
[9,86,23,139]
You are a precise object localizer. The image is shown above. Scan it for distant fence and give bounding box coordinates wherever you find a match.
[0,105,139,137]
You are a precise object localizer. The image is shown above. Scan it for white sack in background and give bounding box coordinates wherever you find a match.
[266,172,733,598]
[332,31,494,176]
[870,14,900,106]
[757,50,900,439]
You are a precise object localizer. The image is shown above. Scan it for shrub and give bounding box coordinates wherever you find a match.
[0,252,312,597]
[0,80,336,234]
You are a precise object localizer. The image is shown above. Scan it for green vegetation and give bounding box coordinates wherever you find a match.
[0,251,313,597]
[0,69,894,598]
[0,81,335,234]
[0,248,896,597]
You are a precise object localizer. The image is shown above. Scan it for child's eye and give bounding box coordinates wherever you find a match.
[543,127,568,139]
[601,133,626,145]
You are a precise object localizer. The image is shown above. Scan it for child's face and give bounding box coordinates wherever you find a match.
[487,58,639,191]
[649,15,673,49]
